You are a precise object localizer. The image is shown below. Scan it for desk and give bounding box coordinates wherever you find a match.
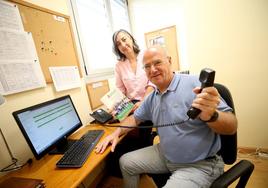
[0,124,118,188]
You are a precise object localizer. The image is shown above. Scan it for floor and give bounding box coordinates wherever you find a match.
[97,174,156,188]
[227,149,268,188]
[97,149,268,188]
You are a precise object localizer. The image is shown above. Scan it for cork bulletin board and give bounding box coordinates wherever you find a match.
[9,0,81,83]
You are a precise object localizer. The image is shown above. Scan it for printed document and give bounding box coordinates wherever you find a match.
[0,31,46,95]
[49,66,81,92]
[101,88,134,121]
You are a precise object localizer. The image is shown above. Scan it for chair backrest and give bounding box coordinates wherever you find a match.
[214,83,237,165]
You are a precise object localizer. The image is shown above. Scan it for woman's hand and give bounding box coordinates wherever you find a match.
[131,101,141,113]
[95,132,120,154]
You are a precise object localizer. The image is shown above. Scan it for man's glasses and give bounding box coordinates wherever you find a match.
[143,60,164,71]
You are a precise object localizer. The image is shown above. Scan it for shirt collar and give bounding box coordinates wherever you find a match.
[155,73,181,95]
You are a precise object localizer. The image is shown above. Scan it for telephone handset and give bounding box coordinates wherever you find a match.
[187,68,215,119]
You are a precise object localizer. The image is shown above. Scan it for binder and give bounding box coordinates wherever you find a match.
[0,177,45,188]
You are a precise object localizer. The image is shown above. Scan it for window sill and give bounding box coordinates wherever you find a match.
[85,70,114,83]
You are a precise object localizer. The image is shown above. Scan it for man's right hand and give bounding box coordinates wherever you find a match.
[95,115,137,154]
[94,132,120,154]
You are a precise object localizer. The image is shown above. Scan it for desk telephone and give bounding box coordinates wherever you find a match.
[90,109,113,124]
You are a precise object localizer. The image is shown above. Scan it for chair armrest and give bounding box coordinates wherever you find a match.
[210,160,254,188]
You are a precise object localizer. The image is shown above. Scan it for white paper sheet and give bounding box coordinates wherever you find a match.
[0,0,24,31]
[0,1,46,95]
[49,66,81,91]
[0,31,46,95]
[0,29,36,61]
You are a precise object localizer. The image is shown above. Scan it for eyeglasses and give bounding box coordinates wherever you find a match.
[143,60,164,71]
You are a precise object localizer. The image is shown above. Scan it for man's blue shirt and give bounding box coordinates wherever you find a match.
[134,73,232,163]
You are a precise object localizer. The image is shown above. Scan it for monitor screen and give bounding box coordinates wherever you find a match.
[12,95,82,160]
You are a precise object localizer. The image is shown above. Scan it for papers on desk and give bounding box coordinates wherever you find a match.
[0,1,46,95]
[101,88,134,121]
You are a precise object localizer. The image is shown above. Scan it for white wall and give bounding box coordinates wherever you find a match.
[0,0,92,175]
[128,0,268,148]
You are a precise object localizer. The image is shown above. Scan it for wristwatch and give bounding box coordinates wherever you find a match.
[203,111,219,123]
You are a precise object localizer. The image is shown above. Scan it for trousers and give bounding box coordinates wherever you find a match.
[119,144,224,188]
[106,120,153,177]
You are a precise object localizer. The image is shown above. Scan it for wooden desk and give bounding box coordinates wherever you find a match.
[0,124,117,188]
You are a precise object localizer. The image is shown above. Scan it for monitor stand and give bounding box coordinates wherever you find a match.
[49,138,77,154]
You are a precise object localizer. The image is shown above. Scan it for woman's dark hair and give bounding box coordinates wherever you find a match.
[112,29,140,61]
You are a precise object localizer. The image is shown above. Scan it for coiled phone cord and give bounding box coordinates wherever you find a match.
[101,117,190,129]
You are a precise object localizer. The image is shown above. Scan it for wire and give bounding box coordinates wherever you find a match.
[0,158,32,172]
[101,118,190,129]
[0,158,20,172]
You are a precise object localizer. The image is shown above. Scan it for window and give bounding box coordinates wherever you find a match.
[110,0,130,31]
[68,0,130,81]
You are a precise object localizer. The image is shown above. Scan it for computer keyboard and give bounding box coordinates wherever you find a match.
[56,130,104,168]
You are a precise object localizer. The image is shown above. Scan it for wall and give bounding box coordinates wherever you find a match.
[0,0,92,174]
[128,0,268,148]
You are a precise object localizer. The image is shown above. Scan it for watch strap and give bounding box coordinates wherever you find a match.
[203,111,219,122]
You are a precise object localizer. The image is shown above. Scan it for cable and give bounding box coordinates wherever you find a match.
[0,158,21,172]
[0,158,32,172]
[101,118,190,129]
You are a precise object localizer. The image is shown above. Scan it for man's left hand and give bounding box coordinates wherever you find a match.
[191,86,220,121]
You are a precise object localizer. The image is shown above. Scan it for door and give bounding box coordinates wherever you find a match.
[144,25,180,71]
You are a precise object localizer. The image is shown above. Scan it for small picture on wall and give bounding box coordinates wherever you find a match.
[149,36,165,46]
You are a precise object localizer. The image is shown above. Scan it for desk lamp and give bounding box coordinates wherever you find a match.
[0,94,23,172]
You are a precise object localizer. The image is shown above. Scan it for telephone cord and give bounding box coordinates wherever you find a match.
[101,117,190,129]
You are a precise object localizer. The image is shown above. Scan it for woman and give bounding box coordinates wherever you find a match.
[107,29,154,177]
[112,29,154,111]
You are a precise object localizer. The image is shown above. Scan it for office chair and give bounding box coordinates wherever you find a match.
[150,83,255,188]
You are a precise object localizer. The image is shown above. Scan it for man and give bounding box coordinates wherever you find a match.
[95,46,237,188]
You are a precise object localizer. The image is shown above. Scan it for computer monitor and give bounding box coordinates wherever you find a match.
[12,95,82,160]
